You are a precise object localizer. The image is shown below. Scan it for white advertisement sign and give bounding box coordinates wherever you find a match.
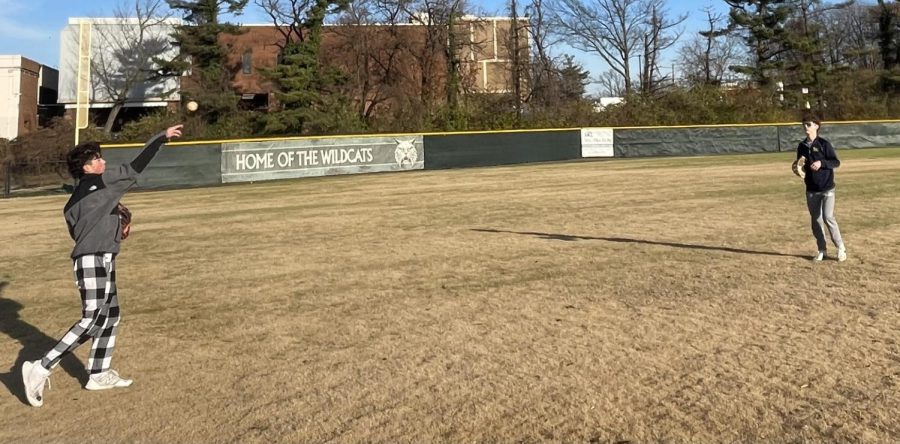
[581,128,615,158]
[221,136,424,183]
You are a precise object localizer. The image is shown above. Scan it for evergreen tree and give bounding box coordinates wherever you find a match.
[262,0,359,135]
[558,55,589,101]
[724,0,793,86]
[783,1,824,87]
[161,0,248,122]
[876,0,900,91]
[780,0,852,105]
[877,0,899,69]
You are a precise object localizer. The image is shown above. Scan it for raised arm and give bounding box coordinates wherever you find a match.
[131,124,183,173]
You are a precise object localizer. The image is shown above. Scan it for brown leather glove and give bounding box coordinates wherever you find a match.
[791,156,806,179]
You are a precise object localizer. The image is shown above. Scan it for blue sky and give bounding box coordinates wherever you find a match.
[0,0,730,93]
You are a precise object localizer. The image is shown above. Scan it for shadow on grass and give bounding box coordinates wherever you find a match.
[472,228,809,259]
[0,281,88,405]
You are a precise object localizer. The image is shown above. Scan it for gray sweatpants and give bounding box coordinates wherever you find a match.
[806,189,845,252]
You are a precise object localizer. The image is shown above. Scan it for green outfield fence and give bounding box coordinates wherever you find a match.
[3,120,899,197]
[2,160,73,198]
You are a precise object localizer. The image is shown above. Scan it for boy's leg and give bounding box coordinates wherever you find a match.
[84,254,132,390]
[821,190,845,250]
[41,254,110,370]
[806,192,828,252]
[88,254,121,374]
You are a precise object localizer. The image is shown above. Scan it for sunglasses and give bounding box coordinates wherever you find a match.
[803,122,818,128]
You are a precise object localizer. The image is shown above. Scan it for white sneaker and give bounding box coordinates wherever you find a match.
[85,369,133,391]
[837,248,847,262]
[812,251,825,262]
[21,360,51,407]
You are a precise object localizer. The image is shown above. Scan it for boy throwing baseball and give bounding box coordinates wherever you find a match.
[21,124,183,407]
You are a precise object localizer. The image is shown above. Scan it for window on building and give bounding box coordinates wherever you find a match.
[239,93,269,110]
[242,50,252,74]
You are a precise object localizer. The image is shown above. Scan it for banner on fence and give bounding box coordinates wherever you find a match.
[580,128,615,157]
[221,136,424,183]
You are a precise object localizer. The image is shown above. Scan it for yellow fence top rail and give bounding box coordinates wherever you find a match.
[99,119,900,149]
[101,127,580,148]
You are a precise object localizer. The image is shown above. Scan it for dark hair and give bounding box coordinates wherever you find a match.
[66,142,102,179]
[802,111,823,127]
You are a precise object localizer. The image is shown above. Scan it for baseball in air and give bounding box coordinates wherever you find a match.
[186,101,199,112]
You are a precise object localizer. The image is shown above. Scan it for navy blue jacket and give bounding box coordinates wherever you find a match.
[796,137,840,193]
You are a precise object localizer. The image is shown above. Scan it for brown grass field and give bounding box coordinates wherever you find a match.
[1,148,899,443]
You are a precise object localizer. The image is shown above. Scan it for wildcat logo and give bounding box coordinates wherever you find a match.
[394,139,418,169]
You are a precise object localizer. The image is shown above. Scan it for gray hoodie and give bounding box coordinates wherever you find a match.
[64,132,168,258]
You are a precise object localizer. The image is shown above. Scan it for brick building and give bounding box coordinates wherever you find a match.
[0,55,58,140]
[218,16,529,111]
[56,15,528,123]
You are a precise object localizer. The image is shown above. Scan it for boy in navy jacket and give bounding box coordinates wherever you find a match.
[796,115,847,262]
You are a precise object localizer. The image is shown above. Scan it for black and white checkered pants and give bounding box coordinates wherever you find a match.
[42,253,121,375]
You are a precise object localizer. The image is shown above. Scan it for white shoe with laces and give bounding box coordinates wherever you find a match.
[22,360,51,407]
[837,248,847,262]
[85,369,133,391]
[812,250,825,262]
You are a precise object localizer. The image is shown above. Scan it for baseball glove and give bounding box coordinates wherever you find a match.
[791,156,806,179]
[117,203,132,240]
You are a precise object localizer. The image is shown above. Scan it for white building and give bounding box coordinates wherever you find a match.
[58,17,182,112]
[594,96,624,111]
[0,55,58,140]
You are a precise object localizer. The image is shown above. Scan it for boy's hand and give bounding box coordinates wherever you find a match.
[810,160,822,171]
[166,124,184,140]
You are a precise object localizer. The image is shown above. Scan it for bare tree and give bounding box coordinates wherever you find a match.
[331,0,412,121]
[88,0,177,133]
[596,68,626,96]
[509,0,525,122]
[522,0,595,109]
[545,0,643,94]
[678,7,745,86]
[820,1,878,70]
[524,0,562,106]
[637,0,686,94]
[255,0,319,50]
[330,0,488,127]
[410,0,469,113]
[395,1,443,108]
[367,0,475,126]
